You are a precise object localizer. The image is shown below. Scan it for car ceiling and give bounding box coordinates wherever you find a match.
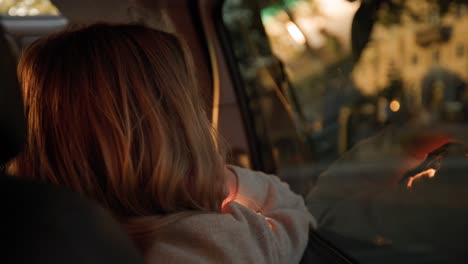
[51,0,173,33]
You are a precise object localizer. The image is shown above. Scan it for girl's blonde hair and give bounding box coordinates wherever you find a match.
[10,23,226,251]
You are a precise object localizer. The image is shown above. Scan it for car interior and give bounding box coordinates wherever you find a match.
[2,0,468,263]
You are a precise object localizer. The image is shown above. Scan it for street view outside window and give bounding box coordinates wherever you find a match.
[223,0,468,263]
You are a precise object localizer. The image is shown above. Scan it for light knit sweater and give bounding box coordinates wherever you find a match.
[145,166,316,264]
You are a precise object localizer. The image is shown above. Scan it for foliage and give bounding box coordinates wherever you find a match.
[0,0,59,15]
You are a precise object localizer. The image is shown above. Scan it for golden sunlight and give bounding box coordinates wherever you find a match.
[390,100,401,112]
[286,21,306,45]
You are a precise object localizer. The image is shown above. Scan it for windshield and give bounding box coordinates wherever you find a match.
[222,0,468,262]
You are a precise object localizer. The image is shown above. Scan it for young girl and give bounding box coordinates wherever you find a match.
[10,23,314,263]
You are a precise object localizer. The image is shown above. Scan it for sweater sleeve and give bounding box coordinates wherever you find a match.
[145,167,315,264]
[225,166,316,263]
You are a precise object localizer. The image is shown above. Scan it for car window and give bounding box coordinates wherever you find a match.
[0,0,59,16]
[1,0,66,54]
[222,0,364,195]
[222,0,468,262]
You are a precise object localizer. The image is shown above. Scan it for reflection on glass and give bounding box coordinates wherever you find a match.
[406,168,436,188]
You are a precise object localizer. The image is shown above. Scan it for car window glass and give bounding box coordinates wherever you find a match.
[222,0,468,262]
[0,0,60,16]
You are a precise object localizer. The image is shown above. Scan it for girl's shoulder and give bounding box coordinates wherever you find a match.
[146,206,277,263]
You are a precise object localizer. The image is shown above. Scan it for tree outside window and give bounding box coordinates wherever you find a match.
[0,0,59,16]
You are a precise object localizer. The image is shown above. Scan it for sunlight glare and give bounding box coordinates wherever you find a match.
[286,21,306,45]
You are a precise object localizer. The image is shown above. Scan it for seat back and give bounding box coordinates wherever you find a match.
[0,24,26,164]
[3,176,145,264]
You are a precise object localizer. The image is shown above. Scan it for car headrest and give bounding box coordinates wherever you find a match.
[2,175,145,264]
[0,25,27,164]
